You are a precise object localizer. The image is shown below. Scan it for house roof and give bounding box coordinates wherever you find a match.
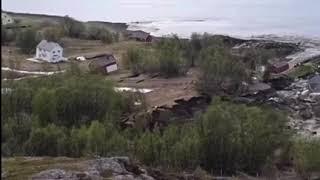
[89,54,117,69]
[309,75,320,92]
[127,30,151,40]
[249,82,271,93]
[271,61,288,69]
[37,40,62,51]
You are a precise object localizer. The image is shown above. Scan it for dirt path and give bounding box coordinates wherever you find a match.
[108,68,201,108]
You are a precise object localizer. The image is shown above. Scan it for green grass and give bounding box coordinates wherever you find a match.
[288,64,316,78]
[2,157,89,180]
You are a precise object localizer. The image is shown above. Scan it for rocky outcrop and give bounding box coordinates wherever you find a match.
[267,77,320,137]
[32,157,155,180]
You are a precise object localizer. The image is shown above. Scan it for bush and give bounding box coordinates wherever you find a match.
[100,30,114,44]
[188,33,202,67]
[198,45,249,95]
[158,39,187,77]
[86,121,107,155]
[16,28,41,54]
[70,126,88,157]
[2,115,32,156]
[42,27,64,42]
[199,99,290,175]
[62,16,85,38]
[292,137,320,179]
[1,28,16,45]
[32,88,57,126]
[25,124,68,156]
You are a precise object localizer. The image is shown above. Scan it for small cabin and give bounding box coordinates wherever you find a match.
[268,61,289,74]
[88,54,118,74]
[127,30,152,42]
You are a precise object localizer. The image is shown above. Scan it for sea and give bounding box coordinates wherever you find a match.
[125,0,320,39]
[3,0,320,39]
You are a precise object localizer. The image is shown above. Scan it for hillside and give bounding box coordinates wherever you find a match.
[3,10,128,32]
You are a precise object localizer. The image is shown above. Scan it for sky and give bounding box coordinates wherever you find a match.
[3,0,319,22]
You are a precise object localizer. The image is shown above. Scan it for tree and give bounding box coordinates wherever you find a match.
[189,33,202,67]
[157,38,186,77]
[42,27,63,42]
[62,16,85,38]
[123,47,145,75]
[86,121,106,155]
[292,138,320,179]
[199,99,291,175]
[25,124,68,156]
[1,27,16,45]
[16,28,40,54]
[198,45,249,95]
[100,29,114,44]
[32,88,57,126]
[70,126,88,157]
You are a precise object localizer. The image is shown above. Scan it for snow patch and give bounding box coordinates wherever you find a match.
[2,67,65,75]
[114,87,153,94]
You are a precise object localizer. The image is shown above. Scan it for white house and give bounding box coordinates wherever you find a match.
[35,40,64,63]
[2,12,14,25]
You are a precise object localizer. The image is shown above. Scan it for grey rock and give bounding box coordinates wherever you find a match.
[299,109,313,120]
[32,169,78,180]
[32,157,155,180]
[313,105,320,118]
[2,170,7,179]
[89,157,130,176]
[114,174,136,180]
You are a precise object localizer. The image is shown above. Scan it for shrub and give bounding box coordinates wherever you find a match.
[100,30,114,44]
[1,115,32,156]
[198,45,249,95]
[292,137,320,179]
[70,126,88,157]
[62,16,85,38]
[123,47,145,75]
[32,88,57,126]
[25,124,68,156]
[85,26,121,44]
[42,27,64,42]
[16,28,41,54]
[199,99,290,175]
[86,121,106,155]
[1,28,16,45]
[188,33,202,67]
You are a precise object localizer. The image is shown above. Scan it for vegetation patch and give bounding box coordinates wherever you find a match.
[288,64,316,78]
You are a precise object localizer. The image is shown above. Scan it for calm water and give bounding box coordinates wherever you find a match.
[3,0,320,38]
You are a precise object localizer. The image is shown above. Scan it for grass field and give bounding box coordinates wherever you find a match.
[2,157,89,180]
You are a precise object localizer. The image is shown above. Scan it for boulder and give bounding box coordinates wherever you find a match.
[31,156,157,180]
[89,157,130,176]
[299,109,313,120]
[313,105,320,118]
[32,169,78,180]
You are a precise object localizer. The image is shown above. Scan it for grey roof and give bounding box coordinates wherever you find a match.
[37,40,62,51]
[249,82,271,93]
[271,61,288,69]
[89,54,117,68]
[127,30,150,40]
[309,75,320,92]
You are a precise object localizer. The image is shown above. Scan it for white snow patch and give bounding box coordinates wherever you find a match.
[76,56,86,61]
[2,75,40,81]
[114,87,153,94]
[2,67,65,75]
[26,58,44,63]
